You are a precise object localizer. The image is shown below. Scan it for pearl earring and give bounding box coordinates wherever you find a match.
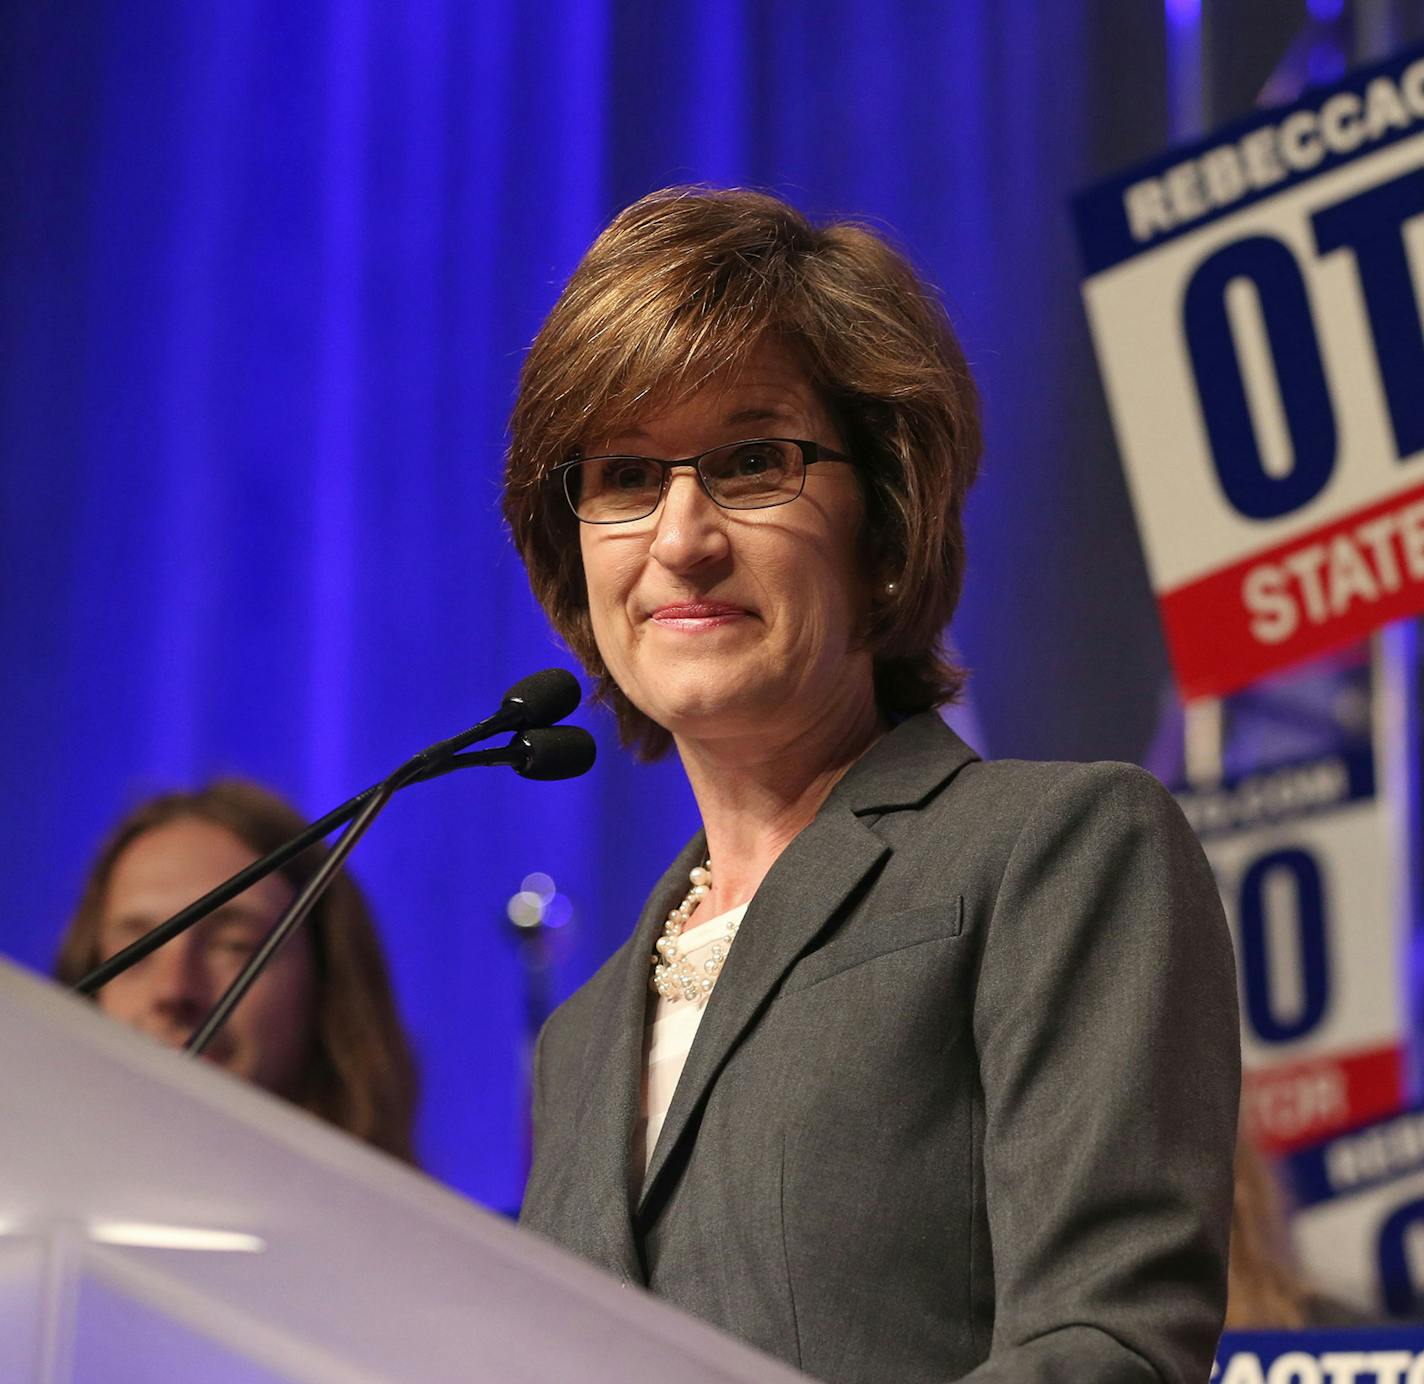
[880,579,899,598]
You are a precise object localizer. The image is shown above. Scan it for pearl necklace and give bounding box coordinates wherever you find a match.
[649,861,739,1006]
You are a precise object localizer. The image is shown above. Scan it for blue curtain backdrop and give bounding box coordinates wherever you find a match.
[1,0,1174,1208]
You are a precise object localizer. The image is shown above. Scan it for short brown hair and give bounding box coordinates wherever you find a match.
[55,780,421,1164]
[503,185,981,759]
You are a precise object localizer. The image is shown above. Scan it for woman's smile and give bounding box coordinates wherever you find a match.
[647,600,753,631]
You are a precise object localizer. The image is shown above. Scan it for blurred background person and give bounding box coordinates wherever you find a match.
[1227,1130,1375,1329]
[55,779,421,1164]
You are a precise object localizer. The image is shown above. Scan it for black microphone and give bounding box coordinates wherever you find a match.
[73,671,586,996]
[517,725,597,780]
[490,668,582,734]
[395,668,582,783]
[420,725,597,783]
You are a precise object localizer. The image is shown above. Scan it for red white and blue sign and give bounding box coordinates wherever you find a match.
[1076,44,1424,699]
[1176,747,1408,1154]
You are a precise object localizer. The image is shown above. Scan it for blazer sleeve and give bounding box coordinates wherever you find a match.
[963,761,1240,1382]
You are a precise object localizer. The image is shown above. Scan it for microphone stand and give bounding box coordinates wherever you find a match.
[185,768,405,1057]
[184,725,593,1059]
[72,749,497,997]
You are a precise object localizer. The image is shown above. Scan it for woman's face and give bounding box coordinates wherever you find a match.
[94,817,317,1096]
[578,338,877,749]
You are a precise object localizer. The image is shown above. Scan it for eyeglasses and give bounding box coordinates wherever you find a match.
[553,438,853,524]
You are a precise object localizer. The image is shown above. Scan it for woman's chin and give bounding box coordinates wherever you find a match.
[652,692,786,746]
[639,684,770,742]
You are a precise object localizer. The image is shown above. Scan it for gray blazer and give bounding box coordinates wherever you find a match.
[522,713,1240,1382]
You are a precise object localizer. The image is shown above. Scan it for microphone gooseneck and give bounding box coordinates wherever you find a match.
[73,670,589,997]
[184,701,594,1059]
[390,669,583,787]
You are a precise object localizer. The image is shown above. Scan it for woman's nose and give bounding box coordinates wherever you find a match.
[150,937,213,1009]
[648,469,730,573]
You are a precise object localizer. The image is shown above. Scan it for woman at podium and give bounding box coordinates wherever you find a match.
[504,186,1239,1382]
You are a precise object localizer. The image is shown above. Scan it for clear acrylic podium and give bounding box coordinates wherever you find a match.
[0,958,802,1383]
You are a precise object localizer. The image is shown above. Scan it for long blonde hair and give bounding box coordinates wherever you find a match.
[1226,1132,1314,1329]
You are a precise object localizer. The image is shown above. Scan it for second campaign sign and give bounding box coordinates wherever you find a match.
[1076,44,1424,700]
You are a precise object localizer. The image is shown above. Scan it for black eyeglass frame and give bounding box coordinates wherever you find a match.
[551,437,854,525]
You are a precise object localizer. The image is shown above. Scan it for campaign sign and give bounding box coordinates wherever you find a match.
[1215,1332,1424,1383]
[1176,747,1406,1154]
[1076,44,1424,699]
[1283,1109,1424,1318]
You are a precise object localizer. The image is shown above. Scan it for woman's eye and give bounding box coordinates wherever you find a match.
[728,445,783,477]
[211,934,259,959]
[606,461,656,490]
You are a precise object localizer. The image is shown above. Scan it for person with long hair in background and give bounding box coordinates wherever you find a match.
[1228,1130,1375,1328]
[56,779,420,1163]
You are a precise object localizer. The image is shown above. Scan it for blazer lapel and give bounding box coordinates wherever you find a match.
[564,831,708,1281]
[637,801,891,1215]
[634,713,980,1220]
[833,711,980,816]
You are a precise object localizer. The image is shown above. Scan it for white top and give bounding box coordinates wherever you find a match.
[637,902,749,1177]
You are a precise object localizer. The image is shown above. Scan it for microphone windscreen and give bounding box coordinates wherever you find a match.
[501,668,582,729]
[517,726,597,781]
